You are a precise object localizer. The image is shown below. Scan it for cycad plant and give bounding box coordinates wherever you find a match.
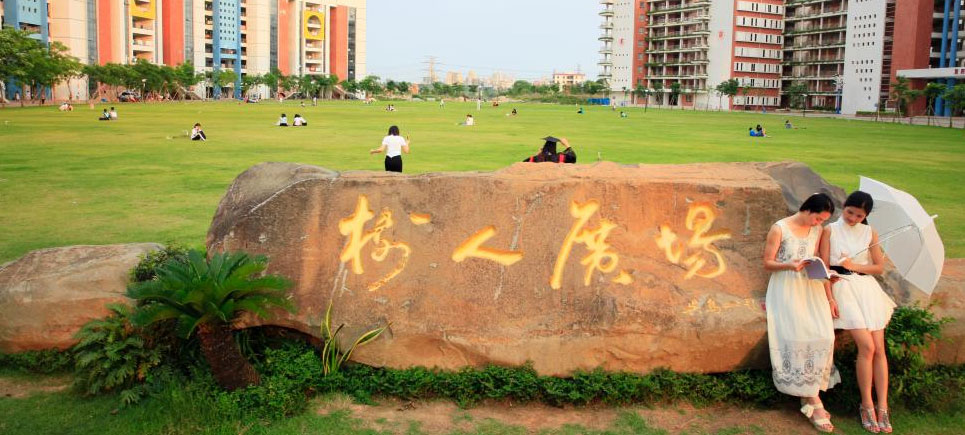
[320,301,389,376]
[127,249,293,391]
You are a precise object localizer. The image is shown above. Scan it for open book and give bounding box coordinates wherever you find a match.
[802,257,839,280]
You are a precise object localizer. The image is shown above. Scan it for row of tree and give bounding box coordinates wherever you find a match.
[0,27,82,106]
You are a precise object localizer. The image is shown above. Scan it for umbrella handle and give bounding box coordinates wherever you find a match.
[850,225,916,257]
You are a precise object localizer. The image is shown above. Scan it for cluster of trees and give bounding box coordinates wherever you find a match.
[0,27,82,106]
[891,77,965,126]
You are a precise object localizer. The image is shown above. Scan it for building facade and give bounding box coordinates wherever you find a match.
[553,72,587,90]
[601,0,960,115]
[2,0,366,101]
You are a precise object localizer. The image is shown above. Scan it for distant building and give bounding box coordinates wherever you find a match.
[599,0,961,116]
[490,71,514,90]
[553,72,586,90]
[1,0,367,101]
[445,71,463,85]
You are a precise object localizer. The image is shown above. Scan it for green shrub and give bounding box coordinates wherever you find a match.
[129,244,190,283]
[71,304,165,403]
[0,348,73,374]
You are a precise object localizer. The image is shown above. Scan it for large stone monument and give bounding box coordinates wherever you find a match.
[205,161,846,375]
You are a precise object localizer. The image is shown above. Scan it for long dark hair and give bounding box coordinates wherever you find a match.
[388,125,400,136]
[844,190,873,224]
[799,193,835,215]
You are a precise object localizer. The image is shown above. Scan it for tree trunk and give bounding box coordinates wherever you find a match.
[197,322,260,391]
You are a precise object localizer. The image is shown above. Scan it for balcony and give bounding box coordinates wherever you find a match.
[649,1,711,15]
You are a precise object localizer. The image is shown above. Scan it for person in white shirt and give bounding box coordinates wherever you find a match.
[191,123,207,141]
[109,107,118,120]
[293,114,308,126]
[277,113,288,126]
[462,114,474,126]
[369,125,410,173]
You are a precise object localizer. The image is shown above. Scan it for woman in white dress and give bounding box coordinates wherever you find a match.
[763,193,840,433]
[819,191,895,433]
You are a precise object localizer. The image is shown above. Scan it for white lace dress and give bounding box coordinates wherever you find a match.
[766,219,840,397]
[828,219,896,331]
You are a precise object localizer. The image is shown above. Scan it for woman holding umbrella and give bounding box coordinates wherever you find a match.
[820,191,896,433]
[762,193,839,433]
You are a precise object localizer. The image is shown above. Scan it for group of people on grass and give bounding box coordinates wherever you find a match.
[276,113,308,127]
[765,192,895,433]
[97,107,118,121]
[750,120,800,137]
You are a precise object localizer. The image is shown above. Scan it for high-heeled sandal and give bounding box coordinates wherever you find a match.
[859,406,879,433]
[800,399,834,433]
[876,406,892,433]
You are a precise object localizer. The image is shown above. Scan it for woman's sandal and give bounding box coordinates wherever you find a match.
[859,406,880,433]
[876,407,892,434]
[800,400,834,433]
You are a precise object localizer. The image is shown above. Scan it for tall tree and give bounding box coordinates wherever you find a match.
[669,82,682,108]
[890,76,912,122]
[942,84,965,128]
[633,84,651,112]
[739,85,752,111]
[923,82,947,126]
[714,79,739,111]
[785,81,808,116]
[651,81,664,105]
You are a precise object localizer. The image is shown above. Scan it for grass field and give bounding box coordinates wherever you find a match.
[0,100,962,262]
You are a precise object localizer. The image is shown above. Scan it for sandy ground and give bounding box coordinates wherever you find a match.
[315,395,824,434]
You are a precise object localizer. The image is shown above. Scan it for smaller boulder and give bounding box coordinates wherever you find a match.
[0,243,162,353]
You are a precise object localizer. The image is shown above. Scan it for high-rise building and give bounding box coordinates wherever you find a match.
[782,0,847,111]
[2,0,365,101]
[605,0,956,115]
[445,71,463,85]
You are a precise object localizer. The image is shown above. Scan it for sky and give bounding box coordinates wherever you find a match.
[365,0,600,83]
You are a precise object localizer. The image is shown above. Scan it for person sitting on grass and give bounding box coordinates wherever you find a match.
[756,124,767,137]
[785,119,794,129]
[620,111,628,118]
[98,108,111,121]
[293,114,308,126]
[59,102,73,112]
[109,107,118,120]
[191,123,207,141]
[277,113,288,126]
[523,136,576,163]
[461,114,475,126]
[577,107,585,114]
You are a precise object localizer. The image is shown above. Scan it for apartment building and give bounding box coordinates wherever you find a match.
[604,0,955,115]
[2,0,365,101]
[782,0,847,111]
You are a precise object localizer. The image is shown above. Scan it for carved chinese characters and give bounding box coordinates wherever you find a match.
[337,196,734,291]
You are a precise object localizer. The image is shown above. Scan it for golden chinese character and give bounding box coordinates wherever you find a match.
[655,203,732,280]
[551,200,630,289]
[338,195,412,291]
[452,225,523,266]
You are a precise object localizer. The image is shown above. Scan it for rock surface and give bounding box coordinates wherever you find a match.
[0,243,162,352]
[206,161,831,375]
[922,259,965,365]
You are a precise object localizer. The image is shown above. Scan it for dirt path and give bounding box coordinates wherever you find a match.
[0,375,70,399]
[316,395,822,434]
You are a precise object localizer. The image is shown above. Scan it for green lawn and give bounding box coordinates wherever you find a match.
[1,101,962,262]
